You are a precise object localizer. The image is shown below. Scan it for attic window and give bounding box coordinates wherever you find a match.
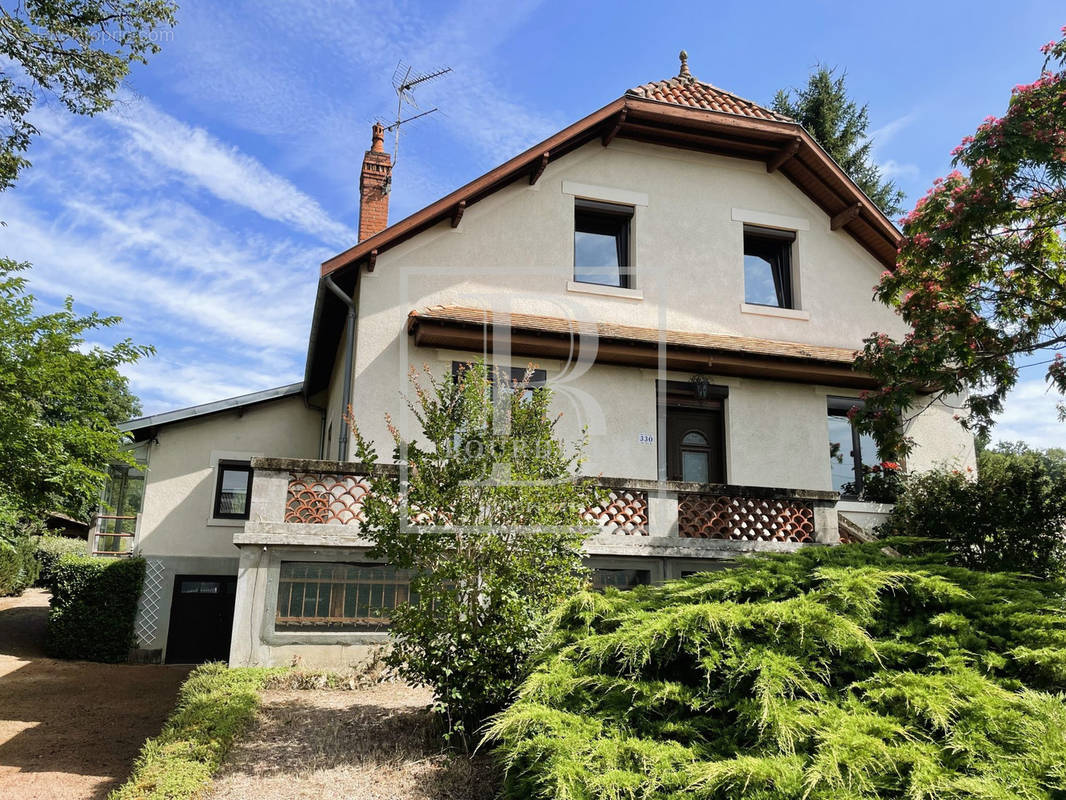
[744,226,795,308]
[574,199,633,288]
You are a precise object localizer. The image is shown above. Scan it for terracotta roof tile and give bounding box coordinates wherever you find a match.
[409,306,858,365]
[628,55,790,122]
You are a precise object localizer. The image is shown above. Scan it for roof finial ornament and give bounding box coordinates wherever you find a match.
[678,49,691,79]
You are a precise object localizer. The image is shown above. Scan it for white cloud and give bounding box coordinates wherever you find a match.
[104,94,354,247]
[869,110,921,191]
[878,159,921,180]
[992,374,1066,449]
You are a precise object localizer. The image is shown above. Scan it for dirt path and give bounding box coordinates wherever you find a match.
[0,589,192,800]
[208,683,499,800]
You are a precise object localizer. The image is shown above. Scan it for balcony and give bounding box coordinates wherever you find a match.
[237,458,843,557]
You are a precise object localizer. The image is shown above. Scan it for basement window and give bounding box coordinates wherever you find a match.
[212,460,253,520]
[591,568,651,591]
[744,226,795,308]
[275,562,414,632]
[574,199,633,288]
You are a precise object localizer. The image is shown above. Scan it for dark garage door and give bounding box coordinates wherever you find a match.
[165,574,237,664]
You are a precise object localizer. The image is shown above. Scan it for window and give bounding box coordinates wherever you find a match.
[275,562,413,632]
[212,460,253,520]
[574,199,633,288]
[827,398,882,497]
[744,226,795,308]
[591,568,650,591]
[452,362,547,402]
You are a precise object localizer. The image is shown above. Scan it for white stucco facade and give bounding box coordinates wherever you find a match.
[331,140,975,486]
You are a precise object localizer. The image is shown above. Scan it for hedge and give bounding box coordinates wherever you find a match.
[34,535,88,590]
[47,554,145,661]
[488,540,1066,800]
[0,533,39,596]
[109,663,284,800]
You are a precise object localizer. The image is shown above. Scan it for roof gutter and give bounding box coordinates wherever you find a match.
[324,273,356,460]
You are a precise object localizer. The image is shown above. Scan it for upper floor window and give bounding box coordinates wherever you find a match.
[744,226,795,308]
[213,460,253,520]
[574,199,633,289]
[826,398,881,498]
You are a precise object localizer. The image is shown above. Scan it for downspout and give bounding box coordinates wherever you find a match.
[324,274,356,461]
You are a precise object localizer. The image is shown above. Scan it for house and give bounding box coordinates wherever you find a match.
[112,53,975,668]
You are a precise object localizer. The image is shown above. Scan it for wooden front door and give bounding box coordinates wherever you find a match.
[665,405,725,484]
[165,575,237,664]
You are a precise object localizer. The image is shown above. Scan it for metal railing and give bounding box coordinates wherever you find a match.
[90,514,137,556]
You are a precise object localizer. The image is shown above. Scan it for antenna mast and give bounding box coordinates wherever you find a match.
[387,61,452,168]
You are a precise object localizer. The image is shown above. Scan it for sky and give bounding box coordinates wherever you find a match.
[1,0,1064,447]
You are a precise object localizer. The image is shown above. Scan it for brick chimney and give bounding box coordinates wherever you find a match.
[358,122,392,242]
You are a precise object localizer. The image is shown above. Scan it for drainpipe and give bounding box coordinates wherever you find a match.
[324,275,355,461]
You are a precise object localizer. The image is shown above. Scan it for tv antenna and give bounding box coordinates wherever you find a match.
[386,60,452,167]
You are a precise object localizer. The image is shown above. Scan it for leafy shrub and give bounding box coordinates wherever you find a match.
[880,444,1066,578]
[0,492,40,596]
[350,362,593,748]
[34,535,87,589]
[47,554,145,661]
[488,541,1066,800]
[0,533,38,596]
[109,663,284,800]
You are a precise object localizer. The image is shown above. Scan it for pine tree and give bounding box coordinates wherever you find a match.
[774,66,905,217]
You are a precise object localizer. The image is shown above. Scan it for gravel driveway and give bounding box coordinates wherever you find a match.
[0,588,192,800]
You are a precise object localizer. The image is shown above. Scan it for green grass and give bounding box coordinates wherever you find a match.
[108,663,286,800]
[488,540,1066,800]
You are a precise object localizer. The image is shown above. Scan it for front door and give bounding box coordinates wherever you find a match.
[666,406,725,483]
[165,575,237,664]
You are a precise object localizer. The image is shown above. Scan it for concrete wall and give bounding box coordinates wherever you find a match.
[337,138,974,488]
[131,395,322,657]
[230,544,389,669]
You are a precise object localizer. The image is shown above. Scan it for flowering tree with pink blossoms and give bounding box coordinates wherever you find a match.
[853,31,1066,457]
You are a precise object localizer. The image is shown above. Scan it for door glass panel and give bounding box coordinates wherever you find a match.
[682,451,710,483]
[682,431,708,446]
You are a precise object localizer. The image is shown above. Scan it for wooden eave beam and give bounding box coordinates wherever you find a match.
[409,318,876,389]
[451,200,466,228]
[766,138,801,173]
[602,109,627,146]
[529,152,549,185]
[830,203,862,231]
[366,249,377,273]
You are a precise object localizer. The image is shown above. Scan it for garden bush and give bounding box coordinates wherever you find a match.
[879,444,1066,578]
[0,493,40,596]
[0,533,39,596]
[488,541,1066,800]
[34,535,87,589]
[47,553,145,661]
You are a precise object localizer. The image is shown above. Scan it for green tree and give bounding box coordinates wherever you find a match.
[879,443,1066,579]
[1,0,177,191]
[853,32,1066,456]
[0,262,150,520]
[349,363,594,749]
[774,66,905,216]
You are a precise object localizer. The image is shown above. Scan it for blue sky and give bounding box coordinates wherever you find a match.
[1,0,1064,447]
